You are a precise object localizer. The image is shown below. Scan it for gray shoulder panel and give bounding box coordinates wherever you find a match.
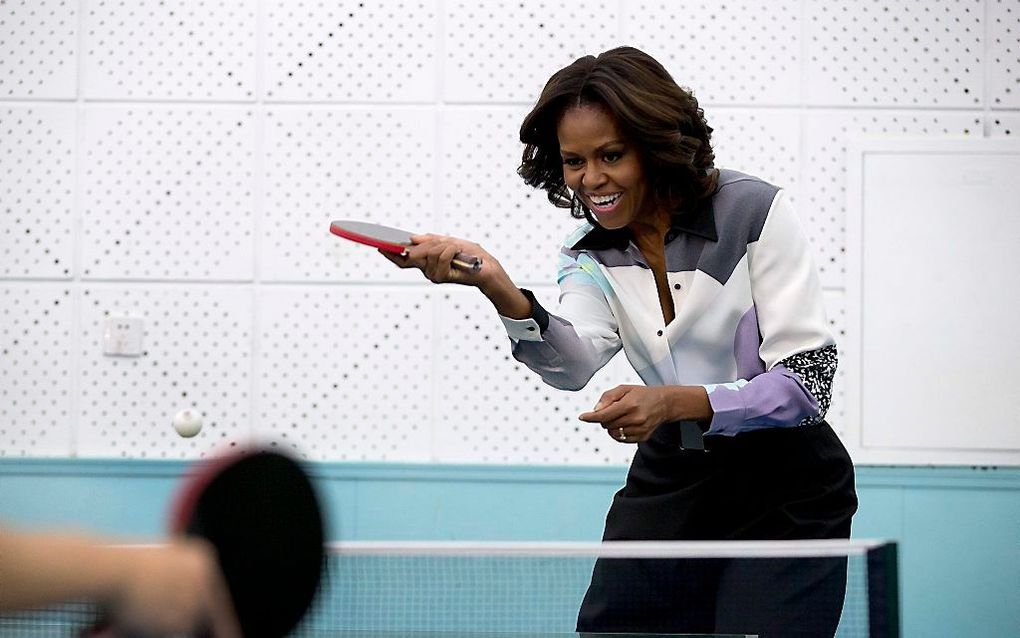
[564,170,782,282]
[714,169,780,244]
[681,170,780,284]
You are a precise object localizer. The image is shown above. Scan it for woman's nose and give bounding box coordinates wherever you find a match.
[581,165,605,189]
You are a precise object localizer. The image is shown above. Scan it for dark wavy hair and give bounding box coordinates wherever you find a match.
[518,46,719,222]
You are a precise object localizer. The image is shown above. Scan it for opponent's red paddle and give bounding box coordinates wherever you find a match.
[330,219,482,273]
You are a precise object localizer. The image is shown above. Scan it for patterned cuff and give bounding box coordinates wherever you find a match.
[779,344,838,426]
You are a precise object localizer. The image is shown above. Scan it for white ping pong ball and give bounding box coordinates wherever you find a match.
[172,409,203,438]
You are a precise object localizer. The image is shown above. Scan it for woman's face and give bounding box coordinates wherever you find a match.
[557,103,650,230]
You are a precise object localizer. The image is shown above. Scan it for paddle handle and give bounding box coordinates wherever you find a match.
[400,249,481,274]
[452,253,482,274]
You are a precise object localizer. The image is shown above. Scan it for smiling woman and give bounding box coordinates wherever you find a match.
[556,106,647,230]
[517,46,718,227]
[555,104,675,324]
[378,46,857,638]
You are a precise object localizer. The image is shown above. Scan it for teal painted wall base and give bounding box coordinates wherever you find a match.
[2,460,1018,636]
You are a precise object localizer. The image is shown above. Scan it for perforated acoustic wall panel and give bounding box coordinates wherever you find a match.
[1,105,75,279]
[990,0,1020,107]
[990,111,1020,135]
[804,0,985,107]
[80,107,256,281]
[622,1,802,105]
[708,108,801,202]
[0,0,78,99]
[262,107,435,282]
[265,0,438,102]
[0,284,74,456]
[83,0,257,101]
[0,1,1015,463]
[76,285,252,458]
[257,286,434,461]
[444,2,619,102]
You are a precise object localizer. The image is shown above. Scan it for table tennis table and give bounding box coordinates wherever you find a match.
[295,628,758,632]
[1,625,755,638]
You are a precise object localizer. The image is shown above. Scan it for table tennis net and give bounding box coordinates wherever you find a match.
[0,540,898,637]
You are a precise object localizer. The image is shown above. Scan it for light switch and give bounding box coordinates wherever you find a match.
[103,315,145,357]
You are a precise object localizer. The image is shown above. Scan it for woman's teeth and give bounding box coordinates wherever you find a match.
[588,193,622,210]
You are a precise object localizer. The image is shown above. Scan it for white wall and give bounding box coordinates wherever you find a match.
[1,0,1017,462]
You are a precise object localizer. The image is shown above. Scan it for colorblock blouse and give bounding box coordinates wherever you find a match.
[499,170,836,436]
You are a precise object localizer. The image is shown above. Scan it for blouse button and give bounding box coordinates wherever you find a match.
[674,283,682,290]
[656,330,663,337]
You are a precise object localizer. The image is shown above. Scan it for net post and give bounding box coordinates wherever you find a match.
[866,541,900,638]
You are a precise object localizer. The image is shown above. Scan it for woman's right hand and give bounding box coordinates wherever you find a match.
[380,234,533,319]
[105,538,241,638]
[380,233,499,287]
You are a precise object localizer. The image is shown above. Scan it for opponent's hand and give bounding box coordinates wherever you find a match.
[578,385,672,444]
[107,538,241,638]
[379,233,497,286]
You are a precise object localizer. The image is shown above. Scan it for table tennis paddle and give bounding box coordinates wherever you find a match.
[171,448,325,637]
[329,219,482,273]
[90,448,325,638]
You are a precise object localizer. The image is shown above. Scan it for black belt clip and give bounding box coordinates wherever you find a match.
[677,420,709,452]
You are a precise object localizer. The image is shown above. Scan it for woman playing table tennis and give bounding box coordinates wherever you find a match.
[384,46,857,637]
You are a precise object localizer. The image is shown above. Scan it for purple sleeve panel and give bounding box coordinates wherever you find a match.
[703,364,820,436]
[508,291,620,392]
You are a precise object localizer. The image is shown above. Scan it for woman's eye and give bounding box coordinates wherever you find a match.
[562,158,583,167]
[604,152,622,163]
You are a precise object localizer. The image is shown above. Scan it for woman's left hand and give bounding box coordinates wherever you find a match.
[578,384,713,444]
[578,385,672,443]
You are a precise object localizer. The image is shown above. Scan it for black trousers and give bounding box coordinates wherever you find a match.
[576,421,858,638]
